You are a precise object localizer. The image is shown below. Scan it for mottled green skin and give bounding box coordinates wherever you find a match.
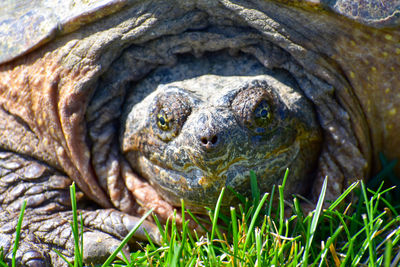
[121,54,321,209]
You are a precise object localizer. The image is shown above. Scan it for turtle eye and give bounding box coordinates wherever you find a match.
[231,86,277,134]
[153,91,192,142]
[157,112,170,131]
[254,100,272,127]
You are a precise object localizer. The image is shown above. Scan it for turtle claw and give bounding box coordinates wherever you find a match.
[81,231,130,265]
[24,259,49,267]
[21,250,49,267]
[80,209,162,264]
[81,209,162,245]
[0,152,162,266]
[0,232,51,267]
[1,209,161,266]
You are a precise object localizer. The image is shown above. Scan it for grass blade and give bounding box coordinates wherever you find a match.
[384,238,392,267]
[230,207,238,267]
[250,170,260,204]
[278,169,289,235]
[210,187,225,242]
[255,228,262,266]
[243,192,269,249]
[69,183,82,267]
[314,226,343,266]
[101,208,154,267]
[12,200,27,267]
[302,176,327,266]
[328,181,359,211]
[361,181,373,222]
[362,214,376,265]
[53,249,74,267]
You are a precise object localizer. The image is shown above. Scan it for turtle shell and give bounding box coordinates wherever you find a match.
[0,0,127,64]
[0,0,399,65]
[322,0,400,28]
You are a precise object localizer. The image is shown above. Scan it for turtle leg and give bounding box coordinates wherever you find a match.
[0,151,160,266]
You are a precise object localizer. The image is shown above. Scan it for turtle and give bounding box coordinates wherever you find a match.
[0,0,399,265]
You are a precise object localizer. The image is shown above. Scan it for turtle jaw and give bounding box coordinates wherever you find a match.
[127,150,245,210]
[125,136,303,211]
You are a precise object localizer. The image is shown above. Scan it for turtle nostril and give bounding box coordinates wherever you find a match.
[200,135,218,147]
[201,137,208,145]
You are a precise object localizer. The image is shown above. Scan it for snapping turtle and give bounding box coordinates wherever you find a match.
[0,0,399,265]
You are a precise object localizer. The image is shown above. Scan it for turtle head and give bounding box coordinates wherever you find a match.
[121,73,321,210]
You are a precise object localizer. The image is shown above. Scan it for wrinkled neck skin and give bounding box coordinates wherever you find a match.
[0,0,398,217]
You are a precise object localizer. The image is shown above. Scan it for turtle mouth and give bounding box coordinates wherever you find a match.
[129,137,301,209]
[133,152,249,208]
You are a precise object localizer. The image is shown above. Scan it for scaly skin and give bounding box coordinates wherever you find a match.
[0,0,399,265]
[121,54,321,210]
[0,151,160,266]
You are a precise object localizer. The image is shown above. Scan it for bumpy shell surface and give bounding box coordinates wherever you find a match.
[0,0,399,64]
[322,0,400,27]
[0,0,127,64]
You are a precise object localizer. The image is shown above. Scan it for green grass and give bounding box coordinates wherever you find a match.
[2,167,400,266]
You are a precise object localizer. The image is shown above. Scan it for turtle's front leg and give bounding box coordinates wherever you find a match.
[0,151,160,266]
